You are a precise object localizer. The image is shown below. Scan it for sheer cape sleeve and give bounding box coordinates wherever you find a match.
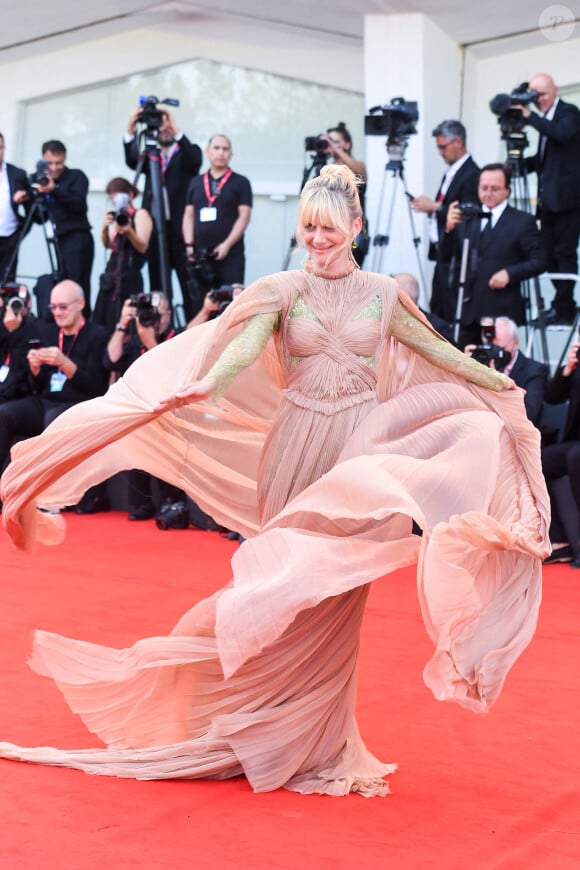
[0,275,286,550]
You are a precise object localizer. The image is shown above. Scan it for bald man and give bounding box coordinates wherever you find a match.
[0,280,108,475]
[518,73,580,324]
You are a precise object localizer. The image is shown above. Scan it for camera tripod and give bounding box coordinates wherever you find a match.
[451,211,491,346]
[502,131,549,367]
[282,150,328,271]
[131,127,172,301]
[369,137,427,302]
[0,192,62,315]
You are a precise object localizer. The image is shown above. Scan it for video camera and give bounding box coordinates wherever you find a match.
[109,192,131,228]
[365,98,419,141]
[137,95,180,132]
[471,319,512,372]
[189,247,219,292]
[489,83,539,137]
[304,135,329,154]
[27,159,50,191]
[0,283,29,315]
[129,291,161,328]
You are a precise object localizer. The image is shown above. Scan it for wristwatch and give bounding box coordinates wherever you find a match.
[115,323,128,333]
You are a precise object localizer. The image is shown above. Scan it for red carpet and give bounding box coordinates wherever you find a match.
[1,512,579,869]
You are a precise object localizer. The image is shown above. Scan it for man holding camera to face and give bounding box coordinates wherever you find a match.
[441,163,546,348]
[515,74,580,325]
[0,284,44,405]
[105,292,184,522]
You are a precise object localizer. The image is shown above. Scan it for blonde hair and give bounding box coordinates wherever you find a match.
[295,164,363,257]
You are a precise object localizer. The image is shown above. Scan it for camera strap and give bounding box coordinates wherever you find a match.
[203,169,232,206]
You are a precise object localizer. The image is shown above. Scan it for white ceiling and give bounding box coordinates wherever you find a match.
[1,0,575,64]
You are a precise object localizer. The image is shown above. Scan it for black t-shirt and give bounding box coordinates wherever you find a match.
[37,319,109,404]
[185,170,252,257]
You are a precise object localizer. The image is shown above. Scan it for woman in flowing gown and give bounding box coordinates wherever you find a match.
[0,165,549,796]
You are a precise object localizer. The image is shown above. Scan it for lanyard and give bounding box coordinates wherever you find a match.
[203,169,232,207]
[58,319,85,363]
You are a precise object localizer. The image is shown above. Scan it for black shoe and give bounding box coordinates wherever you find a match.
[128,503,155,521]
[570,555,580,569]
[543,545,573,564]
[75,494,111,515]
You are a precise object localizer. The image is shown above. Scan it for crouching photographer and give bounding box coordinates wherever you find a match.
[187,283,244,329]
[0,283,44,404]
[464,315,547,426]
[105,292,187,524]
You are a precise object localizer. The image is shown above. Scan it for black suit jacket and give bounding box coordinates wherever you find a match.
[36,167,92,237]
[441,204,546,325]
[5,163,29,230]
[124,134,202,236]
[509,351,548,426]
[525,99,580,213]
[429,155,480,260]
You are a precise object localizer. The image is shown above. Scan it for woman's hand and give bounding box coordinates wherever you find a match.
[155,375,218,411]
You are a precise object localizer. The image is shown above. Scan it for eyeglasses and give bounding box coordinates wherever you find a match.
[48,301,78,311]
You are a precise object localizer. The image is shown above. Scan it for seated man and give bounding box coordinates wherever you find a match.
[0,280,108,477]
[464,316,548,427]
[541,339,580,567]
[0,284,44,405]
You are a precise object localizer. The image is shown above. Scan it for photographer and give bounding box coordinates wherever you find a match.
[106,292,184,521]
[319,123,368,266]
[14,140,94,312]
[0,134,30,283]
[92,177,153,335]
[541,340,580,567]
[124,106,202,317]
[187,284,244,329]
[515,74,580,325]
[464,316,547,426]
[442,163,545,347]
[182,135,252,317]
[0,284,44,404]
[411,120,480,322]
[0,280,108,478]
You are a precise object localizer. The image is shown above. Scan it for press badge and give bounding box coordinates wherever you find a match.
[0,364,9,383]
[50,371,67,392]
[200,207,217,222]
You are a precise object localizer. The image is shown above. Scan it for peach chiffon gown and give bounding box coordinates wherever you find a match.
[0,269,550,796]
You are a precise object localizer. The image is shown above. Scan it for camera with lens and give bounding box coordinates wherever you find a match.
[109,192,131,228]
[129,291,161,328]
[189,247,219,292]
[208,284,236,315]
[0,282,29,315]
[471,320,512,372]
[489,82,539,137]
[27,158,50,191]
[304,135,329,154]
[137,95,180,131]
[457,202,487,220]
[365,98,419,141]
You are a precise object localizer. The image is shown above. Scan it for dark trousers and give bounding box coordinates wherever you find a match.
[128,469,183,511]
[147,225,195,317]
[0,231,21,283]
[542,440,580,510]
[0,397,78,474]
[540,208,580,316]
[58,230,95,316]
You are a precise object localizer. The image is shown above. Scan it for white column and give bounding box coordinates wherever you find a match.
[363,13,462,307]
